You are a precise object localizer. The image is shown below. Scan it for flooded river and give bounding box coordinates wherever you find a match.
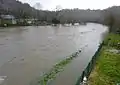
[0,23,108,85]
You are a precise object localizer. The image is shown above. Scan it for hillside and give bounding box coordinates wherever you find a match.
[0,0,120,31]
[0,0,46,19]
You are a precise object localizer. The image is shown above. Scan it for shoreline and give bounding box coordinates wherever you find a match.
[88,33,120,85]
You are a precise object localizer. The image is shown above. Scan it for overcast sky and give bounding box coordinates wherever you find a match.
[19,0,120,10]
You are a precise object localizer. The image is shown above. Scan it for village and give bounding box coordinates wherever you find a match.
[0,14,47,27]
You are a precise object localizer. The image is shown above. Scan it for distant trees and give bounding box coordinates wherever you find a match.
[108,14,115,32]
[51,11,61,24]
[52,18,60,24]
[104,13,115,32]
[103,6,120,32]
[0,0,120,29]
[51,5,62,24]
[0,0,107,25]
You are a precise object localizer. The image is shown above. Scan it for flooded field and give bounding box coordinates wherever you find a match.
[0,23,108,85]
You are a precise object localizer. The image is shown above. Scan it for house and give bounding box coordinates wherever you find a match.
[0,15,17,26]
[16,18,37,26]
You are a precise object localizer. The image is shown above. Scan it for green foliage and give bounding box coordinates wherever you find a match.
[98,49,120,85]
[52,18,60,24]
[104,14,115,32]
[103,33,120,49]
[89,47,120,85]
[89,34,120,85]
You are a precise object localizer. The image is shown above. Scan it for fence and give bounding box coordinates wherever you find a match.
[75,43,103,85]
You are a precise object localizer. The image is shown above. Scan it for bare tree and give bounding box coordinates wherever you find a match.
[34,3,42,10]
[52,5,63,24]
[104,12,115,32]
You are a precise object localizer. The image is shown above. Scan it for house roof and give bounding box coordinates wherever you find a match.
[0,15,15,19]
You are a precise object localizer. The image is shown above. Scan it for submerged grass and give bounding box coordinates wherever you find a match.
[38,50,81,85]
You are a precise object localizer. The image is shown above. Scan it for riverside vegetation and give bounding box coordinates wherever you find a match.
[88,33,120,85]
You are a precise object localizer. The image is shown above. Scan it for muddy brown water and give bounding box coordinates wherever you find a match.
[0,23,108,85]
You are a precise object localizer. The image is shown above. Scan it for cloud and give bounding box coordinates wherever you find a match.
[19,0,120,10]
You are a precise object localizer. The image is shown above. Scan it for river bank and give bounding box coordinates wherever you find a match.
[88,33,120,85]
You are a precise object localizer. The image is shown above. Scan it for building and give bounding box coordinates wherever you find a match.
[16,19,36,26]
[0,15,17,26]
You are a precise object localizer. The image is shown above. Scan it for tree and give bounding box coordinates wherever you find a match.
[108,14,115,32]
[52,5,62,24]
[52,18,60,24]
[34,3,42,10]
[104,13,115,32]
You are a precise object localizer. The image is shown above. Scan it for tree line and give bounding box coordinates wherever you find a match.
[0,0,120,32]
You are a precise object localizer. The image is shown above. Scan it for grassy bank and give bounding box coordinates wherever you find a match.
[88,33,120,85]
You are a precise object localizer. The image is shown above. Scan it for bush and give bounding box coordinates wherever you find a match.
[103,33,120,49]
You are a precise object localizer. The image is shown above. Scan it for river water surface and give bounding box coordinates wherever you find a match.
[0,23,108,85]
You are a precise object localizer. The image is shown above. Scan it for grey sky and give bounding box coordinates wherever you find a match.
[19,0,120,10]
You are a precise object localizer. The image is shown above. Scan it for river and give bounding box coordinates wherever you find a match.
[0,23,108,85]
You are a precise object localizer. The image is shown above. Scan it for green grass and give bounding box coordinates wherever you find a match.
[103,33,120,49]
[89,33,120,85]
